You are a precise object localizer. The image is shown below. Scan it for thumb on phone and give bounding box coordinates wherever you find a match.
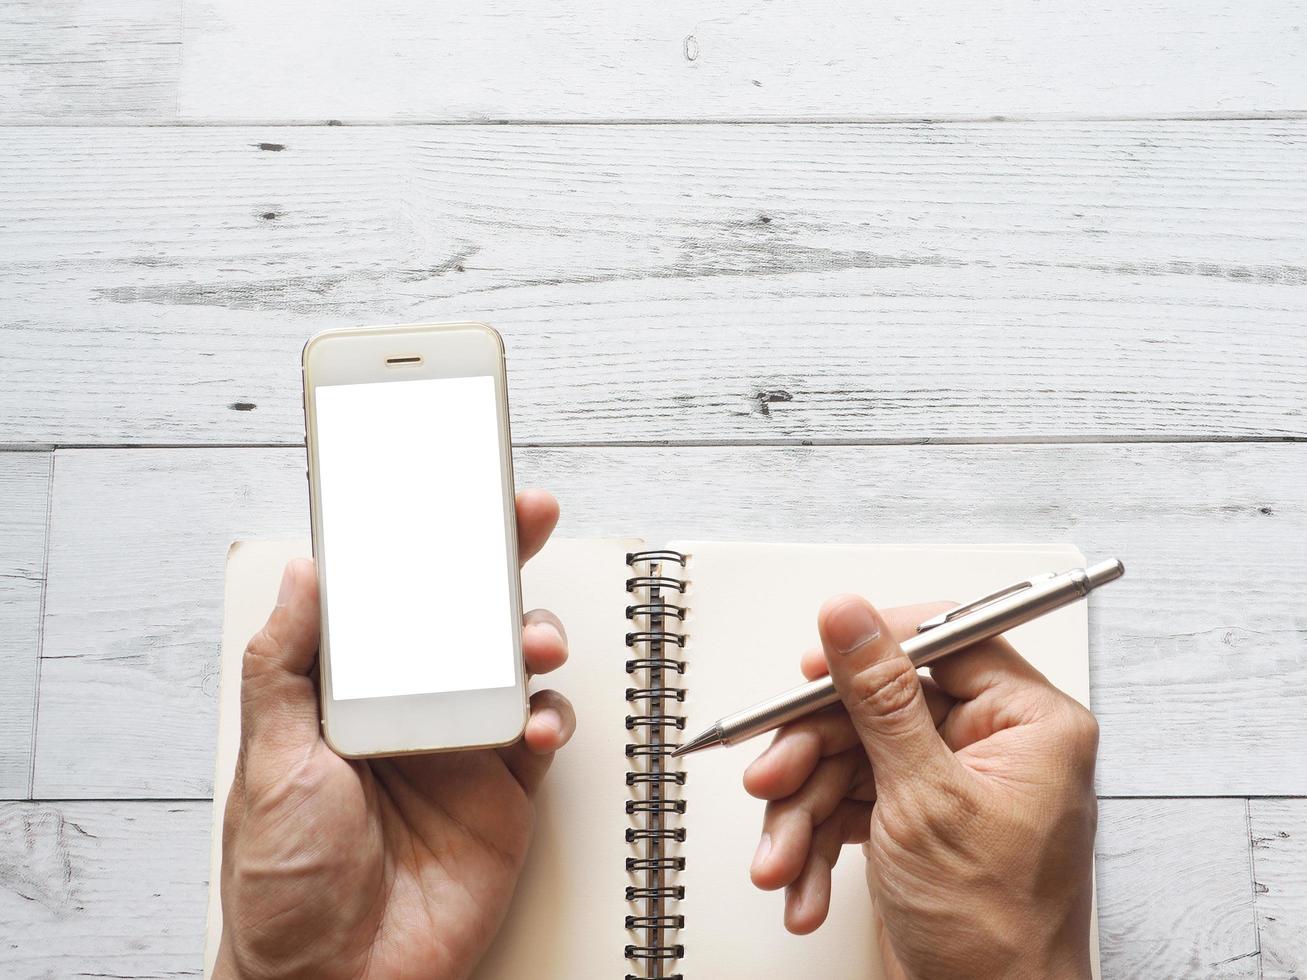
[241,558,322,761]
[819,595,956,795]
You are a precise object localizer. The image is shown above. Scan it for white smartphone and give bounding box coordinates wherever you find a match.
[302,322,528,757]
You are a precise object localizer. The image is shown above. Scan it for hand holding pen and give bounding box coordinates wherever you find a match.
[741,594,1103,980]
[678,562,1123,756]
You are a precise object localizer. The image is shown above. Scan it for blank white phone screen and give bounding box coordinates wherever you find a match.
[314,375,515,701]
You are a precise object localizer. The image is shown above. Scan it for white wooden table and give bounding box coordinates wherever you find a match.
[2,2,1305,976]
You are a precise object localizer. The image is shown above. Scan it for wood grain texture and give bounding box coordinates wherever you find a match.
[31,443,1307,799]
[3,0,1304,124]
[0,802,210,978]
[2,122,1305,447]
[174,0,1307,121]
[1250,799,1307,979]
[0,798,1259,977]
[1096,798,1258,978]
[0,454,50,800]
[0,0,180,122]
[3,0,1301,971]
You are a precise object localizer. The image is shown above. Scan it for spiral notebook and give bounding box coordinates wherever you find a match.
[206,539,1100,979]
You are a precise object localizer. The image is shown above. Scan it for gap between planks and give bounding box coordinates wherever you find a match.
[4,435,1307,453]
[1245,799,1265,974]
[28,442,1307,798]
[5,111,1307,128]
[4,120,1303,447]
[25,453,54,799]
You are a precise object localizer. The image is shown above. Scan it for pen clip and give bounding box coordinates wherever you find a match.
[915,573,1056,633]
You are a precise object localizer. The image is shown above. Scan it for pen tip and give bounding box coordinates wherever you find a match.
[673,727,722,758]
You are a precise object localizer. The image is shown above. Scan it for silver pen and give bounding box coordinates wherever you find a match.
[673,559,1125,758]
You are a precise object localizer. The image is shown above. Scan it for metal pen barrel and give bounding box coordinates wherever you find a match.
[713,560,1123,748]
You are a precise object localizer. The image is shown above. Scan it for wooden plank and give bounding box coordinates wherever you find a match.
[173,0,1307,121]
[0,453,50,799]
[4,1,1304,124]
[32,443,1307,798]
[1096,798,1257,978]
[0,0,180,122]
[1250,799,1307,978]
[0,801,209,978]
[2,122,1305,447]
[0,797,1257,977]
[34,449,310,800]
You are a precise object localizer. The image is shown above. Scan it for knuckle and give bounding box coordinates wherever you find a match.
[239,629,297,713]
[914,777,977,843]
[848,655,922,728]
[1056,700,1100,757]
[872,777,979,856]
[871,801,926,854]
[243,743,324,813]
[242,627,282,675]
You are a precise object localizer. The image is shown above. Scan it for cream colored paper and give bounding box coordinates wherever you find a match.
[206,537,640,978]
[673,541,1097,979]
[207,539,1098,978]
[206,539,308,977]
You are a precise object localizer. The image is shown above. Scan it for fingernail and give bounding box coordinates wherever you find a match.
[527,620,564,647]
[752,832,772,869]
[535,707,563,735]
[826,599,880,655]
[276,563,296,608]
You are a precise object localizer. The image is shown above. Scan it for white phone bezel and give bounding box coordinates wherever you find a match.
[302,322,528,758]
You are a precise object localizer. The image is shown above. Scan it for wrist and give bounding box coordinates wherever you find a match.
[1030,944,1094,980]
[1038,912,1095,979]
[211,938,242,980]
[1014,906,1095,980]
[211,934,278,980]
[914,905,1094,980]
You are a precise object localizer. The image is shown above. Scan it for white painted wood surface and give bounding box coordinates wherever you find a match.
[6,0,1306,123]
[32,443,1307,799]
[0,454,49,800]
[2,122,1305,447]
[0,798,1257,978]
[0,0,180,122]
[175,0,1307,121]
[4,0,1306,972]
[1250,800,1307,979]
[0,802,210,978]
[1095,799,1257,978]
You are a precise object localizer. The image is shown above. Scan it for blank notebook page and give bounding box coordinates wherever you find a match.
[207,538,642,978]
[209,540,1097,978]
[672,542,1095,978]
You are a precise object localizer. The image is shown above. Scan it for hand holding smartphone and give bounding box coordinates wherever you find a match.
[303,322,528,757]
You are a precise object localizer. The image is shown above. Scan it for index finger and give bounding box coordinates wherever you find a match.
[516,489,559,566]
[926,633,1052,703]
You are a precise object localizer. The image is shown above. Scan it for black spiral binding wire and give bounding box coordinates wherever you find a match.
[624,549,689,980]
